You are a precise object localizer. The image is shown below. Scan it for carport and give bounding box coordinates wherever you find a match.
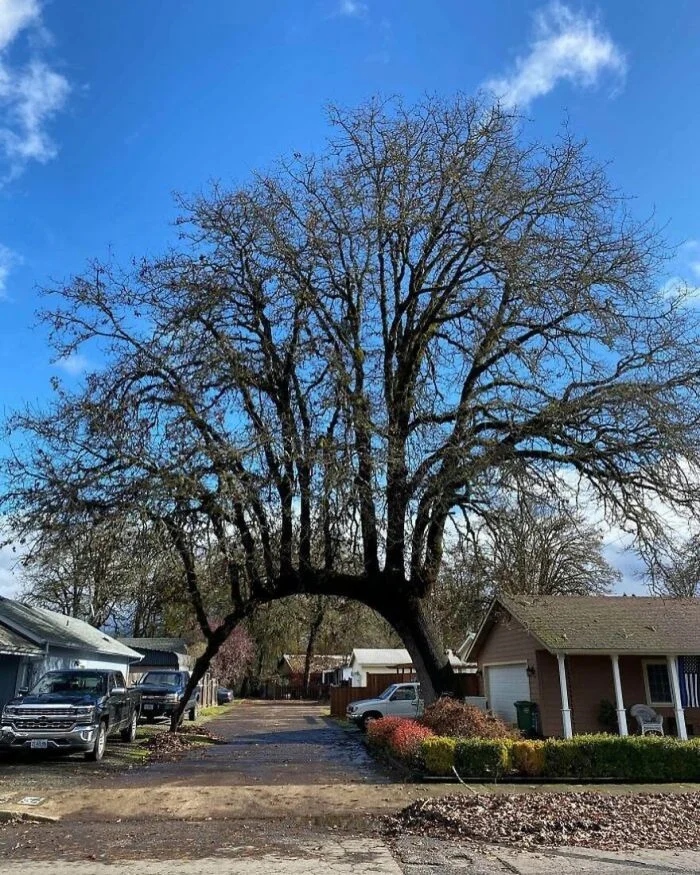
[0,625,43,712]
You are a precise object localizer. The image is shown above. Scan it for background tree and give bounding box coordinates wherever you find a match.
[209,622,255,690]
[5,96,700,725]
[649,534,700,598]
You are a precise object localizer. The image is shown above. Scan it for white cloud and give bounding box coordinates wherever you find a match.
[0,243,20,297]
[0,0,69,181]
[56,353,89,376]
[485,2,626,109]
[337,0,367,17]
[0,540,20,599]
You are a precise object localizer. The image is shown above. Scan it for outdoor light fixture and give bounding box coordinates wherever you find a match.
[526,665,536,677]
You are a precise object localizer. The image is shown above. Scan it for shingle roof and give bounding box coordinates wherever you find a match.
[469,594,700,658]
[0,624,43,656]
[119,638,190,654]
[0,597,142,660]
[279,654,349,674]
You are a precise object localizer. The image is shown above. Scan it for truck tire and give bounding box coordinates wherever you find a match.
[85,721,107,761]
[120,711,137,743]
[360,711,382,732]
[188,701,199,722]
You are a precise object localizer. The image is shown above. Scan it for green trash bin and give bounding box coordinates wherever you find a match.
[514,700,540,735]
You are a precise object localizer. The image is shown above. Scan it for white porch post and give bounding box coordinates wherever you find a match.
[610,654,628,736]
[557,653,573,739]
[667,654,688,740]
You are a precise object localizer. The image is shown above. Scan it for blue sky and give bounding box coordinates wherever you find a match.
[1,0,699,595]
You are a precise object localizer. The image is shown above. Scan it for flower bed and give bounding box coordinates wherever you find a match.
[420,733,700,781]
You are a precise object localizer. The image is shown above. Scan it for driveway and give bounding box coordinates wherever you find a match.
[123,700,388,787]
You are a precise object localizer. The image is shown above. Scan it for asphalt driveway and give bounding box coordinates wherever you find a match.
[123,700,388,787]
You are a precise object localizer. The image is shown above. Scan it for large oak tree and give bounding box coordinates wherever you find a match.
[5,96,700,723]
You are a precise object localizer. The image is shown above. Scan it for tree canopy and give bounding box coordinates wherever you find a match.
[5,95,700,710]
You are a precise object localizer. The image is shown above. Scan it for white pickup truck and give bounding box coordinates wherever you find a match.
[346,682,422,730]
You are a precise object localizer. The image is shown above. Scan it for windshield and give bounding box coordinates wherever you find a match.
[378,684,399,700]
[140,672,181,687]
[31,671,106,696]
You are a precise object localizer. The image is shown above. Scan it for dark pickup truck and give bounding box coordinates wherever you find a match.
[0,669,141,761]
[137,670,200,722]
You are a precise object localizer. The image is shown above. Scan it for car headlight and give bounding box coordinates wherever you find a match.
[163,694,180,703]
[75,706,95,720]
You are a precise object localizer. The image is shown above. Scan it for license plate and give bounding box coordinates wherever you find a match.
[30,739,48,749]
[143,704,154,710]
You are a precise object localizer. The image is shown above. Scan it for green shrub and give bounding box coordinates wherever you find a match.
[454,738,513,780]
[421,737,457,776]
[511,739,545,777]
[542,735,700,781]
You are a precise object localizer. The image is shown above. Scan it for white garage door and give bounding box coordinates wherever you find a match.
[486,664,530,724]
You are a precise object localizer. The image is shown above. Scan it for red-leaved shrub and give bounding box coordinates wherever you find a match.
[366,716,434,766]
[420,697,518,740]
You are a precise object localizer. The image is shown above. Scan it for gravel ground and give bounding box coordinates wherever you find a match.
[387,791,700,851]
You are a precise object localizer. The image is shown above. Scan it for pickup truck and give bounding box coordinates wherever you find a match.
[0,669,141,761]
[346,682,422,730]
[136,670,200,722]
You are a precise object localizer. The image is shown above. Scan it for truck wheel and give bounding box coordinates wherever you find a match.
[86,721,107,761]
[360,711,382,732]
[188,702,199,722]
[120,711,137,743]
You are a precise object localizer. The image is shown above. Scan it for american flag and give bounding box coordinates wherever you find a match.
[680,657,700,708]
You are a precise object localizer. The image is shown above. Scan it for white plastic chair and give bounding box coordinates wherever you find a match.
[630,704,664,736]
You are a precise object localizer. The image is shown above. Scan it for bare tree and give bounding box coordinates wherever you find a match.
[649,534,700,597]
[5,96,700,726]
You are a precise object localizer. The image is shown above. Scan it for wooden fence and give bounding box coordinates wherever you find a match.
[199,673,219,708]
[330,671,481,718]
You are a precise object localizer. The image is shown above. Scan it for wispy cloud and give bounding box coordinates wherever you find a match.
[485,2,626,109]
[337,0,367,17]
[0,0,70,182]
[0,244,20,297]
[56,353,89,376]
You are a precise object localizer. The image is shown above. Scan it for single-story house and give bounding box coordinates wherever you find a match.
[349,647,473,687]
[277,654,351,686]
[466,594,700,739]
[0,596,143,712]
[118,637,194,680]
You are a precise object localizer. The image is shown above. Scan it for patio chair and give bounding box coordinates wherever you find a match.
[630,704,664,736]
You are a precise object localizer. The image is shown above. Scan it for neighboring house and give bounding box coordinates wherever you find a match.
[277,654,351,686]
[348,647,473,687]
[0,596,143,712]
[119,638,194,681]
[466,594,700,739]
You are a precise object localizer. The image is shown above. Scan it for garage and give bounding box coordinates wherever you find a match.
[486,663,530,724]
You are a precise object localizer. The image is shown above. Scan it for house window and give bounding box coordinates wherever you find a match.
[644,661,673,706]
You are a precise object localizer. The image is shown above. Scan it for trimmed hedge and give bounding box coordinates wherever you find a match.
[366,716,434,768]
[454,738,513,779]
[419,733,700,781]
[422,737,458,776]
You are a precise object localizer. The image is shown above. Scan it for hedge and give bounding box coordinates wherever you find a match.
[419,734,700,781]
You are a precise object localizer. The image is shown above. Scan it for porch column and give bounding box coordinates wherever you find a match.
[667,654,688,740]
[557,653,573,739]
[610,654,628,736]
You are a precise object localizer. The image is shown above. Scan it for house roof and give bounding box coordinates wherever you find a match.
[350,648,411,667]
[0,624,43,657]
[119,638,190,654]
[0,597,142,661]
[279,654,349,675]
[467,594,700,659]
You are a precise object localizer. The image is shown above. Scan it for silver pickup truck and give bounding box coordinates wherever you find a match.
[0,669,141,761]
[346,682,422,730]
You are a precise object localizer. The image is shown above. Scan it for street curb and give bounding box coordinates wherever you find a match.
[0,809,59,823]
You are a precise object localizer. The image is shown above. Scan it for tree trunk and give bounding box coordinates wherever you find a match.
[376,593,454,704]
[302,598,325,698]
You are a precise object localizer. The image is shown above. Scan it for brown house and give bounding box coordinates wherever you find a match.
[466,594,700,739]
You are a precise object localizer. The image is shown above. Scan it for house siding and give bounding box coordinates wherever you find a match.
[477,612,540,709]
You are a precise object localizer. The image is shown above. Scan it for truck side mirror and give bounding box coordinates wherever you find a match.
[18,688,29,696]
[111,686,126,695]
